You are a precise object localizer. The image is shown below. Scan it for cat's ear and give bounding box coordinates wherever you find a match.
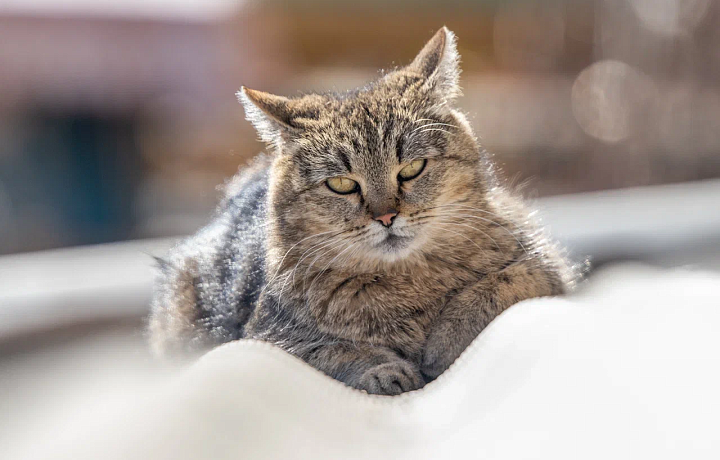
[237,87,320,151]
[406,26,461,100]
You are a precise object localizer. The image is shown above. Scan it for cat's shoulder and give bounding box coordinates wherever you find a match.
[219,153,273,210]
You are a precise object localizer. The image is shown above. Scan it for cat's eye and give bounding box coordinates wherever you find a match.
[398,159,427,181]
[326,176,359,194]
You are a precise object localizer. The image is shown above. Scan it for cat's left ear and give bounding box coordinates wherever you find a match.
[237,87,321,151]
[406,26,461,101]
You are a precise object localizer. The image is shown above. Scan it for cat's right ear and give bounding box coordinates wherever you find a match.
[237,87,319,152]
[406,26,461,101]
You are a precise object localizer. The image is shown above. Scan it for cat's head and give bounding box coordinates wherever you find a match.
[239,27,489,267]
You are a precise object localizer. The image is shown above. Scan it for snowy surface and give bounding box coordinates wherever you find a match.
[4,264,720,459]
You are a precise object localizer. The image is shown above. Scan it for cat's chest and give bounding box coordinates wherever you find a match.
[307,271,465,354]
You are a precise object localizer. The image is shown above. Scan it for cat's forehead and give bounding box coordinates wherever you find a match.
[309,82,426,148]
[342,75,425,122]
[292,75,446,180]
[306,102,405,168]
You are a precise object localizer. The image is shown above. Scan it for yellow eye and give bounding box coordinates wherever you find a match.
[326,176,359,194]
[398,159,427,181]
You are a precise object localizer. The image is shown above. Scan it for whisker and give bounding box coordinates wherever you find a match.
[416,128,453,136]
[438,213,528,257]
[307,241,360,292]
[295,228,370,274]
[410,122,458,134]
[302,230,375,288]
[301,238,354,291]
[427,203,517,225]
[276,241,334,303]
[277,231,359,303]
[434,216,501,250]
[425,203,529,255]
[431,224,487,253]
[290,237,352,291]
[260,229,345,300]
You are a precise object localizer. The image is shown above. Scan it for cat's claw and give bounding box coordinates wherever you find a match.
[356,361,424,395]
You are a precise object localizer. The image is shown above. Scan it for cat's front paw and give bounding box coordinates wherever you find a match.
[421,328,470,381]
[356,361,424,395]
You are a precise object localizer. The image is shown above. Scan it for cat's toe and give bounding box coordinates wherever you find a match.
[356,361,423,395]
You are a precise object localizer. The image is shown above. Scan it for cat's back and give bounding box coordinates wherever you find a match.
[148,155,271,356]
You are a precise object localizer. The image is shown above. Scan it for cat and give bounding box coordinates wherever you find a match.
[148,27,577,395]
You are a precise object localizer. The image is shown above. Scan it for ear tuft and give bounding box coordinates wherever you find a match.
[407,26,461,100]
[237,87,325,152]
[237,86,296,150]
[239,87,296,128]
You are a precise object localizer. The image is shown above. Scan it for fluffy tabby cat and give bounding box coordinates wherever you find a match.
[149,27,576,395]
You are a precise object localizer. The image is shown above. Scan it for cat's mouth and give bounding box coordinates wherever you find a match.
[371,226,416,257]
[363,216,425,261]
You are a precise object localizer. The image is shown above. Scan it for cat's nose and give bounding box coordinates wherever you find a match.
[373,210,398,228]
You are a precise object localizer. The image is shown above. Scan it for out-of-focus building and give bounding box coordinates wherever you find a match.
[1,0,719,254]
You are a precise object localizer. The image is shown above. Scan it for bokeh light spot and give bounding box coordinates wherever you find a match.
[629,0,711,37]
[571,60,653,143]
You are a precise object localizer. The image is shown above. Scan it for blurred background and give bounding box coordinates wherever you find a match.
[1,0,719,381]
[2,0,720,256]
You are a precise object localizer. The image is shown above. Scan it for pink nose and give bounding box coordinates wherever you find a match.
[374,212,397,227]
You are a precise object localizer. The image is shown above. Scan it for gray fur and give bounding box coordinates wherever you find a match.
[149,27,578,394]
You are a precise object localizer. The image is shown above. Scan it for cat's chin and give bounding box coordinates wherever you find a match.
[367,233,419,263]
